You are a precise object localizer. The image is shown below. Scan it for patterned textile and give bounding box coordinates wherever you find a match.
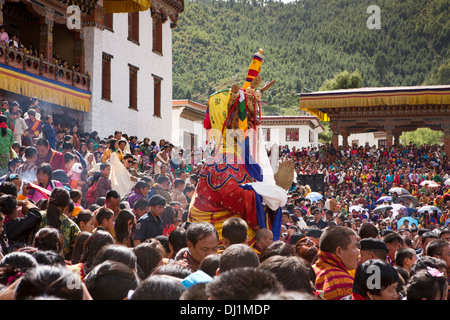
[189,155,259,247]
[39,211,81,259]
[0,128,14,154]
[313,250,354,300]
[0,153,9,176]
[179,249,201,272]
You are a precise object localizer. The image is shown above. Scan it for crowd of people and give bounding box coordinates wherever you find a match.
[0,25,81,73]
[0,95,448,301]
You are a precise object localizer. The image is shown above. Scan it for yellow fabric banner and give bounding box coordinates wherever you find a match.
[103,0,151,13]
[0,64,91,112]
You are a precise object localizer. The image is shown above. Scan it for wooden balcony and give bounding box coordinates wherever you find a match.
[0,44,90,92]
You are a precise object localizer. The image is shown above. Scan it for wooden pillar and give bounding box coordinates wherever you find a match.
[74,31,85,73]
[39,17,54,62]
[0,0,4,26]
[393,131,401,146]
[330,120,339,148]
[385,125,394,147]
[443,125,450,157]
[340,127,349,148]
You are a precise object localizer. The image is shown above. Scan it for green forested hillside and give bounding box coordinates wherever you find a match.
[172,0,450,115]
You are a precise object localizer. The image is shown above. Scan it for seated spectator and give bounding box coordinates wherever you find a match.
[312,226,359,300]
[349,259,399,300]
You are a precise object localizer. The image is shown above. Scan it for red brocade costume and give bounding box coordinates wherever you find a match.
[189,154,262,247]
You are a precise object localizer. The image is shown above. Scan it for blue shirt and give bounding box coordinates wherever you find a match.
[134,212,164,242]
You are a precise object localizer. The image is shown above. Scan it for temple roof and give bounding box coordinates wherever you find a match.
[299,85,450,121]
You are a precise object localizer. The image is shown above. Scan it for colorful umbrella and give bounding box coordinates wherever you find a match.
[397,217,419,229]
[375,196,392,204]
[373,205,393,214]
[420,180,439,188]
[349,205,364,213]
[417,206,442,214]
[391,203,407,218]
[395,195,419,207]
[389,187,410,195]
[305,192,323,204]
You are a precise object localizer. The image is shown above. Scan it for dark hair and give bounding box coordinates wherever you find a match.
[74,210,94,228]
[151,263,192,279]
[168,227,188,257]
[161,206,176,227]
[205,267,283,300]
[37,163,53,181]
[421,231,439,246]
[24,146,38,159]
[319,226,356,253]
[71,231,92,264]
[183,184,195,195]
[15,265,84,300]
[406,268,447,300]
[0,194,17,219]
[180,282,209,300]
[64,152,75,164]
[133,198,149,211]
[199,254,220,278]
[190,174,198,184]
[219,244,259,273]
[295,237,319,265]
[133,242,164,280]
[91,244,137,273]
[100,163,110,171]
[80,230,115,273]
[259,240,297,263]
[84,260,139,300]
[222,217,248,245]
[156,175,170,184]
[258,255,314,294]
[35,138,49,148]
[174,178,185,189]
[0,182,18,198]
[46,187,71,229]
[96,207,114,226]
[155,235,170,256]
[383,232,404,246]
[0,251,38,272]
[353,259,399,299]
[33,227,64,254]
[32,250,65,267]
[52,170,69,184]
[106,189,120,201]
[130,275,186,300]
[108,138,117,150]
[134,181,149,191]
[425,239,449,257]
[394,247,416,268]
[114,209,135,245]
[358,223,379,239]
[409,256,448,278]
[187,222,218,247]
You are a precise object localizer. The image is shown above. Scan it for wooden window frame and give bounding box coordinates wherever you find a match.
[101,53,113,102]
[286,128,299,142]
[104,12,114,31]
[152,13,163,55]
[128,12,139,44]
[153,74,163,117]
[129,64,139,110]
